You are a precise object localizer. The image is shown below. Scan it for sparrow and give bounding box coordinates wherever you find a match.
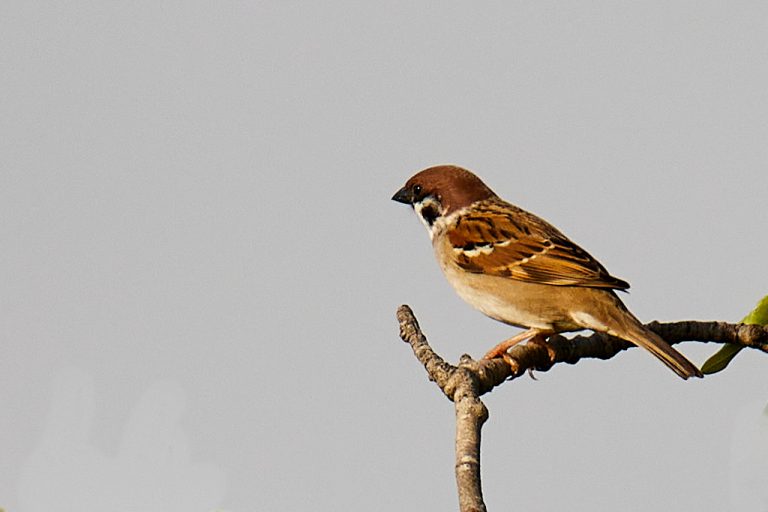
[392,165,702,379]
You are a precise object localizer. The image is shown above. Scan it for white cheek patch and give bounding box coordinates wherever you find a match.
[414,198,443,240]
[413,202,432,237]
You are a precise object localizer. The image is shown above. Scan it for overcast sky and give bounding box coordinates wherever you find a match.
[2,2,767,511]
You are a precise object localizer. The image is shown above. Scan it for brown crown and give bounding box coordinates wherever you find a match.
[404,165,498,214]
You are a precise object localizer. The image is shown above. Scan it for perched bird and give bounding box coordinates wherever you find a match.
[392,165,702,379]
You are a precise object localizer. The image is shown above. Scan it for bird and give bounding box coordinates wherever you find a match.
[392,165,702,379]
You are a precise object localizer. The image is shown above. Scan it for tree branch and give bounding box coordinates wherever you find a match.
[395,304,768,512]
[396,305,488,512]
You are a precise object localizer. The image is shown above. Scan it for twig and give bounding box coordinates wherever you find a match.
[396,305,487,512]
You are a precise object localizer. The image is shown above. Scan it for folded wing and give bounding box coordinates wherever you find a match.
[447,202,630,290]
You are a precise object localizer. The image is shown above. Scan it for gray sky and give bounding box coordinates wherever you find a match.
[2,2,768,511]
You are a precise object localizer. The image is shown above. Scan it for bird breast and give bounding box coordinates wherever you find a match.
[434,234,582,332]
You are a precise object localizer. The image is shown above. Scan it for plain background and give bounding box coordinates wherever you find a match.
[2,2,767,511]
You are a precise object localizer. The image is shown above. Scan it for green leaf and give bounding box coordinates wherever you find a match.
[701,343,744,374]
[742,295,768,325]
[701,295,768,375]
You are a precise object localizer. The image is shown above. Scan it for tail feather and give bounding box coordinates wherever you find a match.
[585,291,703,379]
[619,322,703,379]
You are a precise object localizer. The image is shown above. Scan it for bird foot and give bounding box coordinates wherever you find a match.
[483,329,554,360]
[486,331,554,379]
[527,334,557,363]
[483,329,538,360]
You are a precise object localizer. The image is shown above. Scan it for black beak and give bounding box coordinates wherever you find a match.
[391,186,414,204]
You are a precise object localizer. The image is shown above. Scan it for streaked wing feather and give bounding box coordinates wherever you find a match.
[447,202,629,290]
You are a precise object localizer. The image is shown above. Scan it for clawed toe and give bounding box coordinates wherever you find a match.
[486,331,555,379]
[527,334,556,362]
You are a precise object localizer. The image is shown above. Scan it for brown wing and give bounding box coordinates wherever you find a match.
[446,201,629,290]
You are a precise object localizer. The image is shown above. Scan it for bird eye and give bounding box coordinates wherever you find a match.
[413,184,422,196]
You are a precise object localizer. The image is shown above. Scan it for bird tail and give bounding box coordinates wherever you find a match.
[609,306,702,380]
[622,322,702,379]
[575,291,702,379]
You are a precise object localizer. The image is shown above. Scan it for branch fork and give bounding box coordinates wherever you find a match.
[395,304,768,512]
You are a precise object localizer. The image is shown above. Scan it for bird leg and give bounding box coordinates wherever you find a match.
[483,328,543,360]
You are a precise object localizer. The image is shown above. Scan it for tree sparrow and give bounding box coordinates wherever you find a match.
[392,165,702,379]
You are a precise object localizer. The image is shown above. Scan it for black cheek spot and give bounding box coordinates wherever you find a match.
[420,205,439,226]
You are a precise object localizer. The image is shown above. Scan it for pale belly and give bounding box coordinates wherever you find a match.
[439,259,583,332]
